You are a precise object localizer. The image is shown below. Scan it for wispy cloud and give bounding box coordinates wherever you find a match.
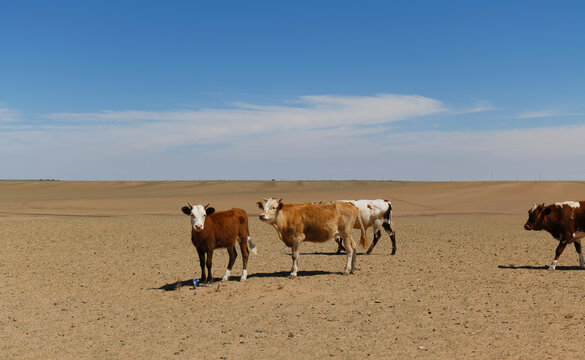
[0,105,19,123]
[447,98,498,115]
[2,94,584,180]
[515,109,566,119]
[465,98,498,113]
[36,94,446,148]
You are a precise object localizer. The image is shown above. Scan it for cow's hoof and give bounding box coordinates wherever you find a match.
[240,277,247,282]
[289,274,297,279]
[548,266,556,271]
[391,249,396,255]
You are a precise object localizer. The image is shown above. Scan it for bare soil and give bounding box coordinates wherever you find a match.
[2,181,585,359]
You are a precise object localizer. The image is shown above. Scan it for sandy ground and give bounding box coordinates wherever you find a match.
[2,180,585,359]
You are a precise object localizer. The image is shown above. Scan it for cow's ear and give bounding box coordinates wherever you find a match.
[181,206,191,215]
[256,201,264,210]
[206,207,215,216]
[277,202,283,210]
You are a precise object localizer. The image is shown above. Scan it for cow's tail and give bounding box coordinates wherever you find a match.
[356,212,369,250]
[245,218,258,255]
[238,214,258,255]
[383,201,392,223]
[382,200,397,255]
[248,236,258,255]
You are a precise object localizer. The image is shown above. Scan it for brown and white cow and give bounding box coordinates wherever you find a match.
[524,201,585,270]
[181,203,257,285]
[335,199,396,255]
[256,197,369,277]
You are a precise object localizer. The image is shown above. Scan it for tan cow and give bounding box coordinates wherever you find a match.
[257,197,369,277]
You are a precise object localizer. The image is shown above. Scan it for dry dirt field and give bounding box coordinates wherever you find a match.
[2,180,585,359]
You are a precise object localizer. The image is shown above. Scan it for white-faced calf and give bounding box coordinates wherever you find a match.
[524,201,585,270]
[181,203,257,285]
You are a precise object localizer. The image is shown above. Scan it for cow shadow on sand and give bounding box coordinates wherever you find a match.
[499,265,583,271]
[153,269,338,291]
[299,251,340,256]
[154,279,197,291]
[298,251,372,256]
[249,270,337,278]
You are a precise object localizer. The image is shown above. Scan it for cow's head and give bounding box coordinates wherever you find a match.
[257,197,283,224]
[181,203,215,231]
[524,203,550,231]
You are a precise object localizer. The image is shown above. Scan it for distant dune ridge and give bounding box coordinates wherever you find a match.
[1,180,584,220]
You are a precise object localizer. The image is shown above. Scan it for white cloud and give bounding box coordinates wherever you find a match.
[0,105,19,123]
[38,94,446,149]
[2,94,584,181]
[451,98,497,114]
[198,124,585,181]
[515,109,566,119]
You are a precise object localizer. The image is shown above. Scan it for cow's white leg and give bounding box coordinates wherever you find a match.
[240,269,248,281]
[290,240,301,278]
[344,248,353,275]
[550,241,568,271]
[222,269,231,281]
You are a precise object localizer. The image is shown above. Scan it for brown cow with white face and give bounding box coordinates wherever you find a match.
[524,201,585,270]
[181,203,257,285]
[257,197,369,277]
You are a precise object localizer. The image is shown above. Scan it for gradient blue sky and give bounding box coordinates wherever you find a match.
[1,1,584,180]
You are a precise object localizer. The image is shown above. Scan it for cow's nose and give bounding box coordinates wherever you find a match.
[259,214,265,220]
[195,224,203,230]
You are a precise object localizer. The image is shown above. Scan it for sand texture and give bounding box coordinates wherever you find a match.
[2,180,585,359]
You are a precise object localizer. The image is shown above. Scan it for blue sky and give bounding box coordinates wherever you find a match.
[1,1,584,181]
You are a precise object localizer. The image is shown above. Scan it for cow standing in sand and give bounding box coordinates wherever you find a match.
[524,201,585,270]
[257,198,369,277]
[335,199,396,255]
[181,203,257,285]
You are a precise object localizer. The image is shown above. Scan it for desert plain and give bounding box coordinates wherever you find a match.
[2,180,585,359]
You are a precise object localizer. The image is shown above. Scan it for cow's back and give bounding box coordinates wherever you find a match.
[340,199,388,227]
[574,202,585,230]
[207,208,248,245]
